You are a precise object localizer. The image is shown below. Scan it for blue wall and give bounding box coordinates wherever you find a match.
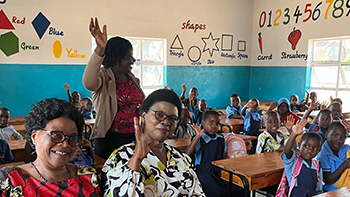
[0,64,91,116]
[167,66,251,110]
[249,66,309,102]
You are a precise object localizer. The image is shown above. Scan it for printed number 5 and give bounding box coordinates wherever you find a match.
[303,3,312,22]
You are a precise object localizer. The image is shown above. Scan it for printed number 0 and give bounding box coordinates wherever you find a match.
[259,11,266,28]
[333,0,344,18]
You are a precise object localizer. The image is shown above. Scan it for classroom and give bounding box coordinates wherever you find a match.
[1,0,350,196]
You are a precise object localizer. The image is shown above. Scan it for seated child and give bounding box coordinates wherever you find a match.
[171,108,195,139]
[281,119,323,196]
[241,98,262,153]
[192,99,207,126]
[64,83,81,110]
[0,139,13,164]
[305,103,332,141]
[307,92,320,110]
[290,94,308,113]
[81,97,93,120]
[276,98,300,125]
[180,83,199,111]
[317,121,350,192]
[186,110,244,197]
[0,107,23,141]
[71,139,95,166]
[226,93,244,119]
[330,96,343,105]
[329,102,342,121]
[256,111,289,153]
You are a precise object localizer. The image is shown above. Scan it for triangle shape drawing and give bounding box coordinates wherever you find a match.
[170,35,184,49]
[0,10,15,30]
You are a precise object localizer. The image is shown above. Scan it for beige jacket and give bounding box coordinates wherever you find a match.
[82,52,144,139]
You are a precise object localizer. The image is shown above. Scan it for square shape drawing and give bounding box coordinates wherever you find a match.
[237,40,246,52]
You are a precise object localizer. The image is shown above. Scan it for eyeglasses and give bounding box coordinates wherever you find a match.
[42,129,82,147]
[149,109,179,125]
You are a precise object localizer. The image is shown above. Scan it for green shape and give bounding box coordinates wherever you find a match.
[0,31,19,57]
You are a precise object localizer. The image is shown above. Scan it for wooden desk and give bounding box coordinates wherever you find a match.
[314,185,350,197]
[85,119,95,131]
[220,119,244,133]
[212,151,283,197]
[8,116,26,125]
[165,138,191,152]
[12,124,25,138]
[7,139,26,162]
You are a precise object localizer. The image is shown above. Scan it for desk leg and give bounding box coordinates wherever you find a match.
[224,169,250,197]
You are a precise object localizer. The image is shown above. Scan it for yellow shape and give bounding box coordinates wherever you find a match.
[53,40,62,58]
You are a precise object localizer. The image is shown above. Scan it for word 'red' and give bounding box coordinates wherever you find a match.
[49,27,64,36]
[66,48,85,58]
[181,20,206,33]
[12,16,25,24]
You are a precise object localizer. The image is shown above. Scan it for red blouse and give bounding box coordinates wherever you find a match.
[109,75,144,134]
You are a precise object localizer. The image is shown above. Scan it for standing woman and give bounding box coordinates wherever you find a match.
[83,17,145,159]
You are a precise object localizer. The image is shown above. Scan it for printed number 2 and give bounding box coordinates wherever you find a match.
[274,9,282,26]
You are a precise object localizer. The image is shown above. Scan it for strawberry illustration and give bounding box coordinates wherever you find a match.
[288,27,302,50]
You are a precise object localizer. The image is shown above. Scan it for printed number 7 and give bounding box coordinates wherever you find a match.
[325,0,334,20]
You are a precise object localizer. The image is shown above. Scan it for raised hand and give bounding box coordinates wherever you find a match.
[341,119,350,132]
[181,83,187,92]
[320,101,329,110]
[133,117,159,160]
[192,123,204,137]
[268,101,277,110]
[245,100,257,109]
[64,83,70,91]
[89,17,107,55]
[284,115,295,130]
[293,119,307,135]
[309,102,319,111]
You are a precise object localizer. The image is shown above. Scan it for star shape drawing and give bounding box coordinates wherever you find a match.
[201,32,220,57]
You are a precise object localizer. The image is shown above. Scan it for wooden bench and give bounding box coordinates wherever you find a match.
[314,185,350,196]
[7,139,26,162]
[8,116,26,125]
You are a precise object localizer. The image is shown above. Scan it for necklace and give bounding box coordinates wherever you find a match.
[30,162,72,182]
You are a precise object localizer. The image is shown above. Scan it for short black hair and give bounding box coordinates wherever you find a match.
[301,132,323,145]
[313,109,333,124]
[329,101,342,110]
[250,98,260,106]
[81,97,92,104]
[102,36,133,69]
[25,98,84,149]
[230,93,239,98]
[0,107,9,112]
[328,122,348,136]
[202,110,220,121]
[141,89,182,117]
[263,111,280,126]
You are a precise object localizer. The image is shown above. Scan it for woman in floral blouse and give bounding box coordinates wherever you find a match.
[101,89,204,196]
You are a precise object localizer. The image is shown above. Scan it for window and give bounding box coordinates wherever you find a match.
[92,37,166,96]
[310,38,350,111]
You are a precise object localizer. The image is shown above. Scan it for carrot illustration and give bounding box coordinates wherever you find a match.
[258,32,263,54]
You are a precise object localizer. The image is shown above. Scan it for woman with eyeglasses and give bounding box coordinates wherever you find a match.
[0,98,100,196]
[101,89,204,196]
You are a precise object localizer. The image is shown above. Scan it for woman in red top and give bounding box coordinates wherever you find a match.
[0,98,100,196]
[83,18,145,159]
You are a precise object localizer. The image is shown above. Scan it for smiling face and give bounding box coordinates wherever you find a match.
[230,96,241,108]
[327,126,347,153]
[114,49,135,74]
[72,92,81,103]
[143,101,178,143]
[202,114,220,138]
[310,92,317,102]
[83,99,93,112]
[199,100,207,112]
[0,109,9,128]
[265,113,280,134]
[189,88,198,99]
[32,117,79,169]
[300,137,321,162]
[180,108,190,125]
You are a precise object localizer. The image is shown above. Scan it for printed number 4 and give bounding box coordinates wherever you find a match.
[294,5,302,23]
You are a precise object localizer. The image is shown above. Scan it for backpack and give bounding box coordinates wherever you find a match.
[224,133,247,158]
[276,154,324,197]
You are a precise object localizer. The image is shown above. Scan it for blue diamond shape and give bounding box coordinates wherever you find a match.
[31,12,50,39]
